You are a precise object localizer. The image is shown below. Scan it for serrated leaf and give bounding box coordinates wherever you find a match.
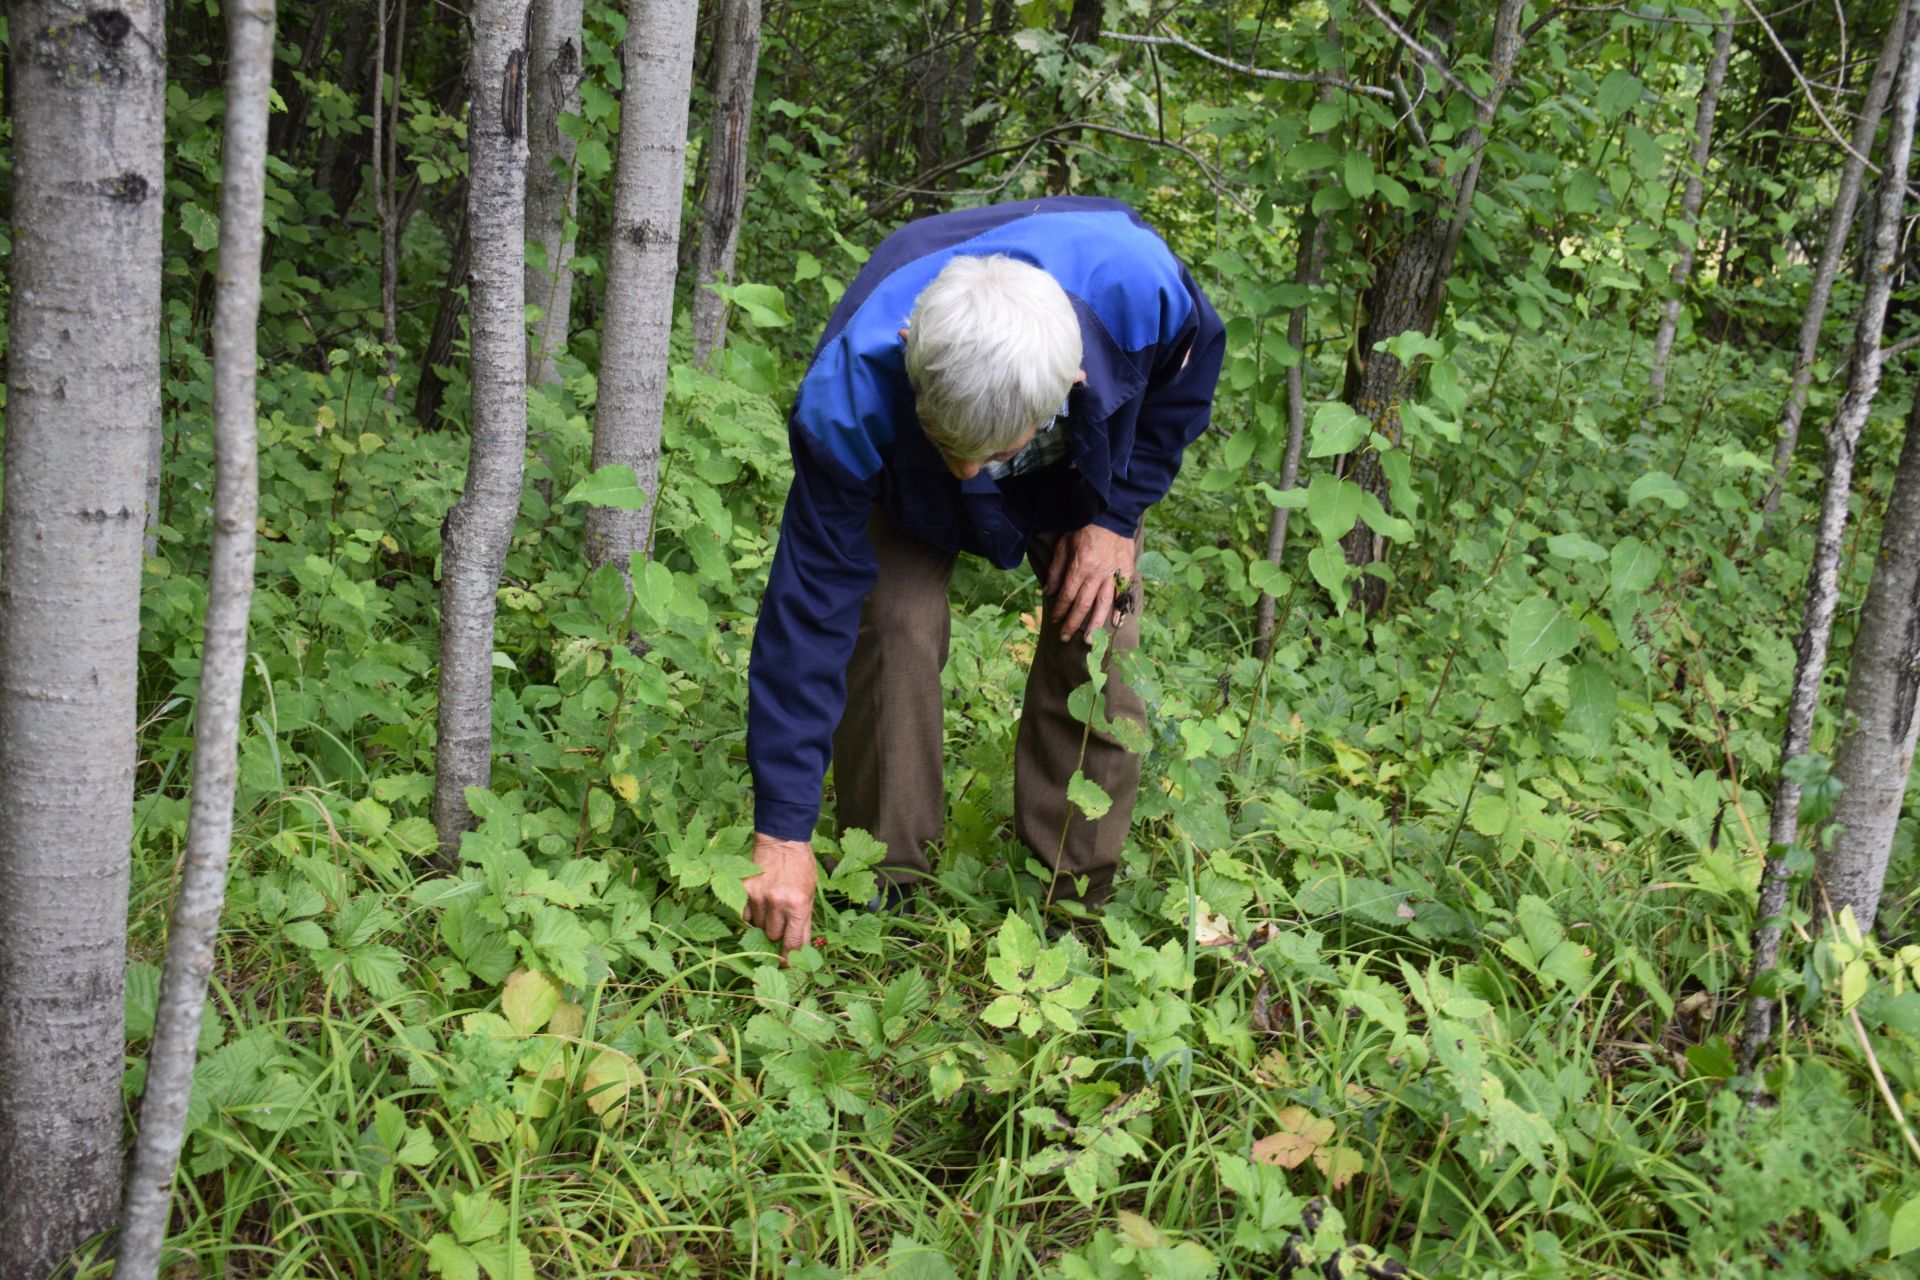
[450,1190,506,1243]
[500,969,561,1034]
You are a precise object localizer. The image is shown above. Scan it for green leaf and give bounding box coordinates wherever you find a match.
[710,281,792,328]
[1343,150,1376,198]
[1562,171,1601,214]
[451,1191,506,1243]
[1505,596,1580,670]
[1427,360,1466,418]
[1308,403,1370,458]
[181,201,221,252]
[1610,536,1662,595]
[1304,473,1363,541]
[1890,1194,1920,1258]
[1596,69,1644,120]
[561,465,650,510]
[1627,470,1688,510]
[1066,771,1112,820]
[426,1234,479,1280]
[1307,543,1350,605]
[1565,662,1616,746]
[1545,532,1607,563]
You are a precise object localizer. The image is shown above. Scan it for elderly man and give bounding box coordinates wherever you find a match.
[743,196,1225,958]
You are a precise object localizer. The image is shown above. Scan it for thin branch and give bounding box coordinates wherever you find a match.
[1100,29,1396,99]
[1882,331,1920,360]
[1851,1005,1920,1163]
[1355,0,1490,112]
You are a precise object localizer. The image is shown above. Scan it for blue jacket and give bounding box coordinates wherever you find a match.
[747,197,1226,842]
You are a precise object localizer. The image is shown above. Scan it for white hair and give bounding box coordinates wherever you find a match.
[903,254,1083,461]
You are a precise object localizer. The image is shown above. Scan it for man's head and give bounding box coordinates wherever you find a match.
[902,254,1083,479]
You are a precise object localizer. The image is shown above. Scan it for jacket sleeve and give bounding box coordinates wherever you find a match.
[1092,265,1227,537]
[746,426,879,841]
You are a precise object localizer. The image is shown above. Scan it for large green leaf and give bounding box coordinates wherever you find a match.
[561,465,650,510]
[1505,596,1580,670]
[1305,473,1363,540]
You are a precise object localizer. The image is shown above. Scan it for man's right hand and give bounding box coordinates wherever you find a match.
[744,833,818,963]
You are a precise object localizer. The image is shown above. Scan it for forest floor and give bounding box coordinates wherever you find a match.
[105,310,1920,1280]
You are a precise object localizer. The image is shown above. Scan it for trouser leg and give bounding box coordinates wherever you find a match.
[1013,527,1148,908]
[832,509,957,886]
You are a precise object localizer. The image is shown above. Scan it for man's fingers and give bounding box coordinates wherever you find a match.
[1083,580,1115,641]
[782,913,811,961]
[1058,570,1099,639]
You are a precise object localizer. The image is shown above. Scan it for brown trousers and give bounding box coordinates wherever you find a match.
[831,509,1147,907]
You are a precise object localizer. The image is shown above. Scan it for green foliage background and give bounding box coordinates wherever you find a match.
[9,0,1920,1275]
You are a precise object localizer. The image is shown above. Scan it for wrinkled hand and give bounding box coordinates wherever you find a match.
[1044,524,1136,642]
[744,833,818,964]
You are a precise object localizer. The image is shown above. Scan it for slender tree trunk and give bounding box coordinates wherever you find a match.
[1762,0,1909,522]
[1647,10,1735,403]
[1254,78,1334,656]
[525,0,584,387]
[1817,384,1920,932]
[585,0,699,570]
[0,0,166,1272]
[1339,0,1525,615]
[1739,7,1920,1075]
[689,0,760,370]
[381,0,407,404]
[433,0,533,857]
[114,0,272,1270]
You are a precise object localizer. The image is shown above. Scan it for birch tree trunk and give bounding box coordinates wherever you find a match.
[585,0,698,570]
[525,0,584,387]
[688,0,760,370]
[1761,0,1909,522]
[1817,384,1920,933]
[114,0,272,1271]
[0,0,166,1272]
[1647,10,1734,404]
[1738,7,1920,1074]
[433,0,533,857]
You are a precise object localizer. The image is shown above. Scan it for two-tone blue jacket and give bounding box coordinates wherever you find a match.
[747,196,1226,842]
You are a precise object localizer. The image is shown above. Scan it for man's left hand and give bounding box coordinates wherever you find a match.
[1044,524,1136,642]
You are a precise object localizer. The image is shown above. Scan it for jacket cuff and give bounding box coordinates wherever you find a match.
[754,796,821,844]
[1093,507,1143,538]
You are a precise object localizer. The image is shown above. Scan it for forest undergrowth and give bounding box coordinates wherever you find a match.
[106,267,1920,1279]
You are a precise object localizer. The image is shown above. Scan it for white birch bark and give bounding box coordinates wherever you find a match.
[1647,10,1734,403]
[525,0,584,387]
[0,0,166,1273]
[433,0,533,856]
[689,0,760,370]
[1818,384,1920,932]
[1761,0,1909,522]
[585,0,699,569]
[113,0,273,1271]
[1739,7,1920,1073]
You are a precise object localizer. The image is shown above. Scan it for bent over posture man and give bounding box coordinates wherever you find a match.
[744,196,1225,958]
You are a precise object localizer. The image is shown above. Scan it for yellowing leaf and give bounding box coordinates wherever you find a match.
[501,969,562,1035]
[1314,1144,1365,1189]
[608,772,639,803]
[547,1001,586,1039]
[582,1049,640,1118]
